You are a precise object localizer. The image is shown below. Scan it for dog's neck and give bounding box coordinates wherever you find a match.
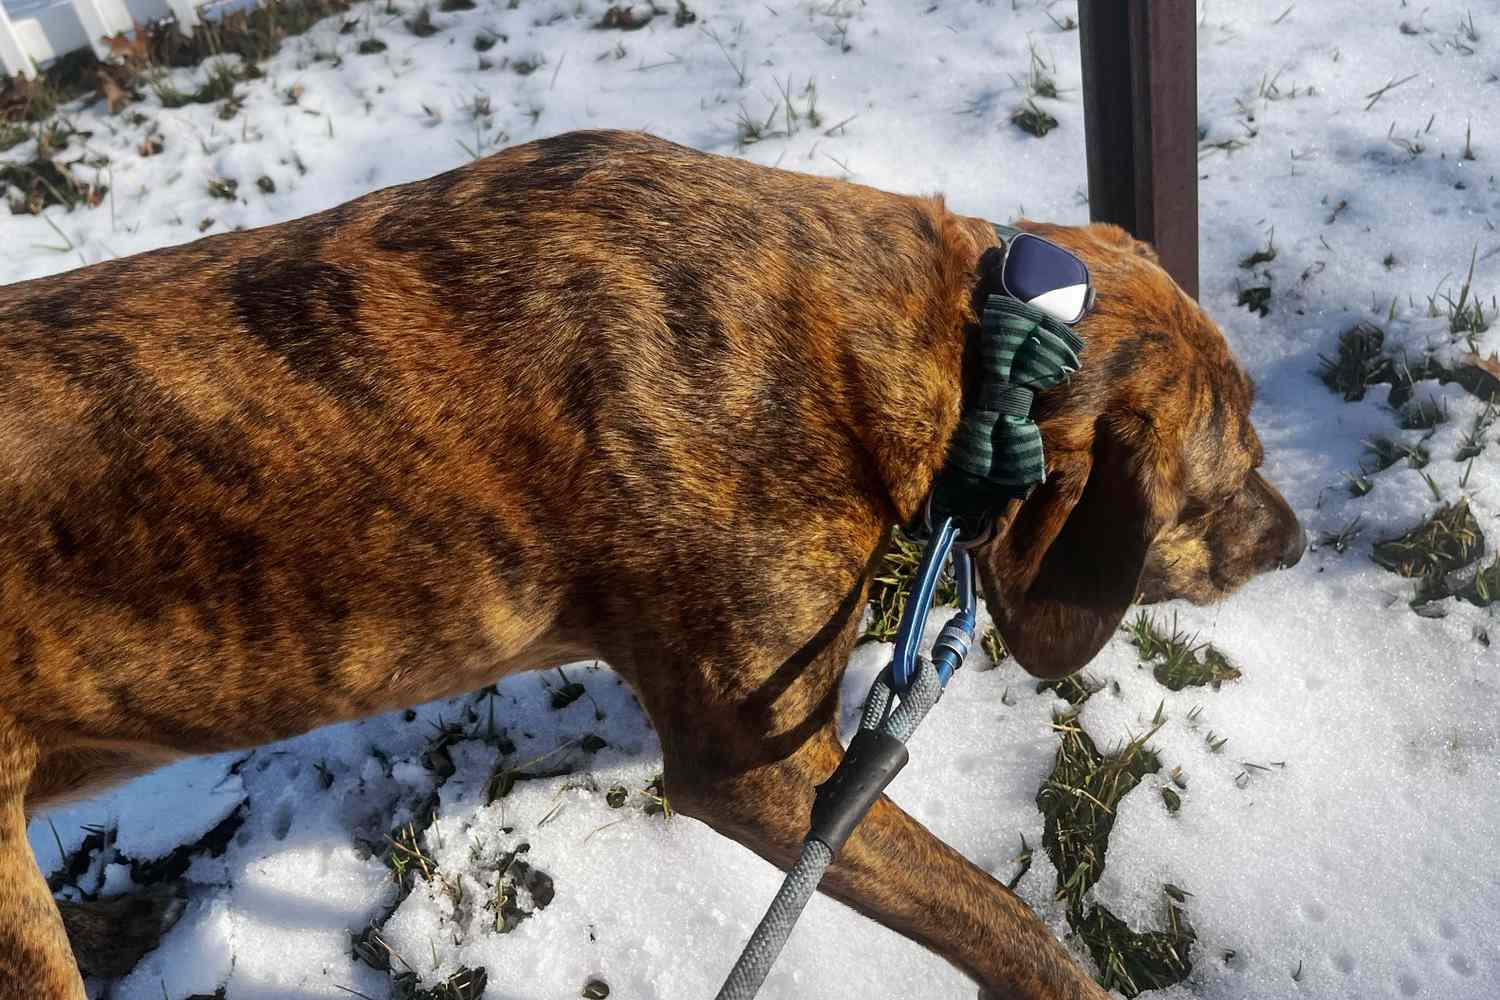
[833,214,1004,527]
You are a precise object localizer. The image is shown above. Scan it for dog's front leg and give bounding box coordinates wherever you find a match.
[0,717,87,1000]
[669,720,1107,1000]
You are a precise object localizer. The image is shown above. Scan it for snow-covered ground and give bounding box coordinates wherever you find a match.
[4,1,1499,998]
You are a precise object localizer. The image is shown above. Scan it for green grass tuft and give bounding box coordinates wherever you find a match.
[1126,611,1241,692]
[1361,435,1429,473]
[1076,895,1196,998]
[1314,517,1364,554]
[1429,246,1493,340]
[981,626,1008,666]
[1459,555,1500,606]
[1399,394,1447,430]
[1239,229,1277,269]
[1038,711,1163,913]
[1010,99,1058,137]
[1237,285,1272,316]
[1371,499,1484,581]
[392,966,488,1000]
[1037,671,1103,705]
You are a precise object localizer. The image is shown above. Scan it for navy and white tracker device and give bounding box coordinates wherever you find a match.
[993,224,1096,326]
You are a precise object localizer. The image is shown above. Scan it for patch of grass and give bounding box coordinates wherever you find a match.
[732,77,822,148]
[1239,228,1277,268]
[862,528,958,643]
[197,63,242,103]
[1011,99,1058,137]
[549,667,586,710]
[1400,394,1448,430]
[1038,712,1162,914]
[1126,611,1241,692]
[1318,324,1386,401]
[485,753,576,805]
[358,36,388,54]
[484,842,555,935]
[1237,285,1272,317]
[1037,671,1103,705]
[0,120,28,152]
[1076,895,1196,998]
[1371,499,1484,582]
[1314,517,1364,555]
[150,77,190,108]
[642,773,673,818]
[420,718,465,779]
[1361,435,1429,472]
[206,177,239,201]
[408,7,440,36]
[1459,555,1500,606]
[981,626,1008,666]
[1010,39,1059,99]
[1,154,107,214]
[734,101,779,146]
[384,819,437,887]
[392,966,489,1000]
[1030,687,1196,990]
[1457,397,1497,460]
[512,54,544,75]
[150,61,250,111]
[0,54,78,123]
[1429,246,1493,340]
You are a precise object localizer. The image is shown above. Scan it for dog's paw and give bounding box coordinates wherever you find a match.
[59,883,188,977]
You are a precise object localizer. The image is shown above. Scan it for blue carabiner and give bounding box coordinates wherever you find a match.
[887,517,979,694]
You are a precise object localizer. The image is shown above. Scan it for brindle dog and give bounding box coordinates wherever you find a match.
[0,129,1302,999]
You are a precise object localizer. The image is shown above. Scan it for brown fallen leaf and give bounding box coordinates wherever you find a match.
[1456,352,1500,403]
[98,70,131,114]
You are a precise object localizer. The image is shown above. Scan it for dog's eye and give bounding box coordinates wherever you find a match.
[1181,493,1235,522]
[1179,498,1214,521]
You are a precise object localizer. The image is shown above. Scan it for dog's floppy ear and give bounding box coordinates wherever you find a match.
[979,414,1181,679]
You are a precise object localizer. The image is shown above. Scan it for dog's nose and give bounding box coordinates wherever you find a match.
[1280,525,1307,569]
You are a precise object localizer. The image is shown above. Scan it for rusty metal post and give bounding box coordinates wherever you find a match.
[1077,0,1199,299]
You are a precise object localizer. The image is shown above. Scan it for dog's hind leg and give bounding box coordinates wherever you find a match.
[0,715,86,1000]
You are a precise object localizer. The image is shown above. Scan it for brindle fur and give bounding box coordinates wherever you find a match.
[0,130,1301,999]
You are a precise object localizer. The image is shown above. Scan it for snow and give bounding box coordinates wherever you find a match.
[4,0,1500,998]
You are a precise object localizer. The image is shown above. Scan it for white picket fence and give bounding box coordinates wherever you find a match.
[0,0,200,78]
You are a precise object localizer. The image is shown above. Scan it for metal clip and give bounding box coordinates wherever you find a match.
[887,515,980,695]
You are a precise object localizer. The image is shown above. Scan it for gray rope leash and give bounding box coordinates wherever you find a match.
[714,662,946,1000]
[714,509,970,1000]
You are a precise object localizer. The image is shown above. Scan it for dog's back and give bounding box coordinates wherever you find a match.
[0,130,977,795]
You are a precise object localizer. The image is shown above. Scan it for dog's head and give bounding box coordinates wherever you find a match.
[974,222,1304,679]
